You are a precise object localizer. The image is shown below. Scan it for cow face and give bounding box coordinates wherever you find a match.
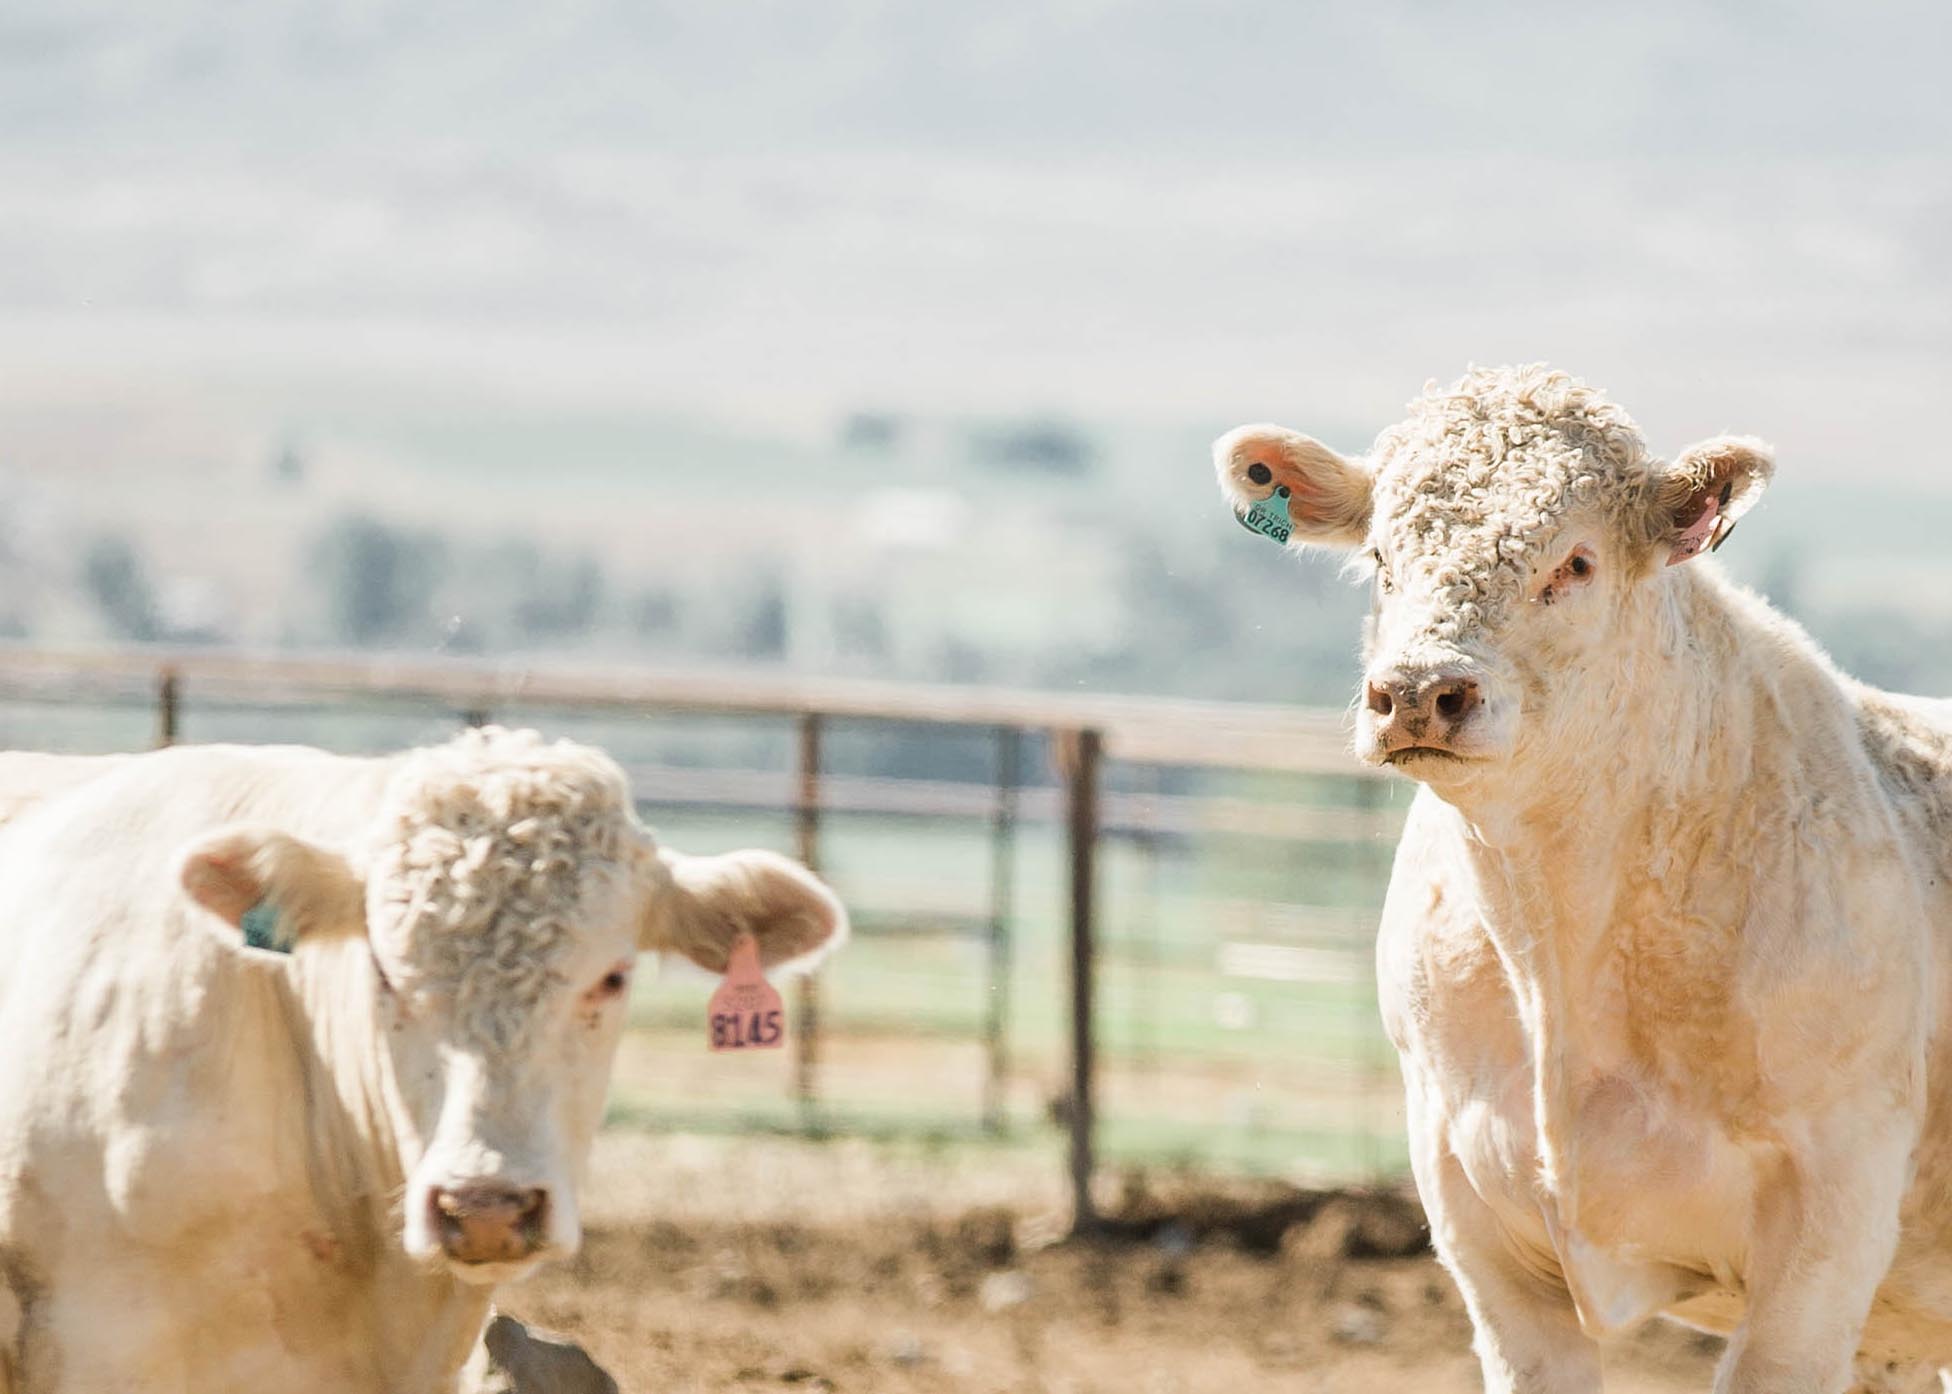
[1215,367,1773,797]
[177,728,845,1286]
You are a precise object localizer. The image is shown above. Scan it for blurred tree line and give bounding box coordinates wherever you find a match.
[71,512,787,668]
[60,500,1948,721]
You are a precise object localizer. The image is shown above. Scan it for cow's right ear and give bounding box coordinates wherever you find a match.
[1652,435,1774,566]
[177,826,366,955]
[642,847,848,976]
[1213,424,1373,550]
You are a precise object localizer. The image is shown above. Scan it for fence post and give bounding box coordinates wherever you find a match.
[156,667,180,748]
[983,725,1021,1134]
[1135,764,1162,1079]
[793,713,824,1128]
[1060,726,1103,1234]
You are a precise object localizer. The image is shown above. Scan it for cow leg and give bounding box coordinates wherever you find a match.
[1409,1110,1600,1392]
[1715,1124,1911,1394]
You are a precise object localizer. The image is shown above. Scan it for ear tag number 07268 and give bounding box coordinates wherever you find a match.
[1236,484,1294,546]
[707,933,785,1053]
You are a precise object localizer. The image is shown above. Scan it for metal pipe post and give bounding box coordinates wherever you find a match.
[1062,726,1103,1234]
[983,725,1021,1133]
[156,667,180,748]
[793,713,824,1125]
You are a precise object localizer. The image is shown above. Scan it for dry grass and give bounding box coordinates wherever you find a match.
[495,1131,1720,1393]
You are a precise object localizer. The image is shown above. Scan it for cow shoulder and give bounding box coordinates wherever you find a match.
[1854,687,1952,861]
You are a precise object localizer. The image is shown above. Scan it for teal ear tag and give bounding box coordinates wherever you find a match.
[239,900,292,955]
[1236,484,1294,545]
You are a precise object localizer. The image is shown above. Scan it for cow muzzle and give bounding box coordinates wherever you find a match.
[1361,662,1486,764]
[429,1181,549,1267]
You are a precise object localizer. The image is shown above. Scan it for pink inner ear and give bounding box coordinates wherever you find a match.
[181,849,263,927]
[1667,493,1720,567]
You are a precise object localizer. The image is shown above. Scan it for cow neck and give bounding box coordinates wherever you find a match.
[1439,564,1774,1227]
[277,937,493,1385]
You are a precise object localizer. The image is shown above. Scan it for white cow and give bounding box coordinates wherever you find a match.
[1215,366,1952,1394]
[0,728,845,1393]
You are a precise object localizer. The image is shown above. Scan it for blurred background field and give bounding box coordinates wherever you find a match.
[4,3,1952,707]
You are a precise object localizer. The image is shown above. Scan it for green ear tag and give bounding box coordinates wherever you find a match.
[240,900,292,954]
[1236,484,1294,545]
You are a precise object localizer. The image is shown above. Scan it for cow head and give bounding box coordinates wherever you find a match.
[1215,366,1773,800]
[176,727,845,1285]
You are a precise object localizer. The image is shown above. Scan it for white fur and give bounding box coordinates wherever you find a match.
[1220,366,1952,1393]
[0,731,844,1393]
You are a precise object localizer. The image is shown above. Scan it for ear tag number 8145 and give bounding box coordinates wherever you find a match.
[707,933,785,1052]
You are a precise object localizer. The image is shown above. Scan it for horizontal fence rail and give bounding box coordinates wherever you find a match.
[0,643,1409,1229]
[0,644,1364,772]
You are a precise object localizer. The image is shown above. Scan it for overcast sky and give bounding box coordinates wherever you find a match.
[1,0,1947,475]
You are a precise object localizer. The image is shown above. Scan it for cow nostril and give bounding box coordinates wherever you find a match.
[1366,684,1394,717]
[433,1184,549,1263]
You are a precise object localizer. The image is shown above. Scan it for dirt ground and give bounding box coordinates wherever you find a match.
[496,1133,1722,1394]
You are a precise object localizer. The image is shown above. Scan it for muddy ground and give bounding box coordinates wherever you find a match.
[496,1133,1721,1393]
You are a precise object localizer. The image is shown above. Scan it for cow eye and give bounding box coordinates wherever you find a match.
[1536,547,1598,606]
[586,964,633,1003]
[1557,548,1598,586]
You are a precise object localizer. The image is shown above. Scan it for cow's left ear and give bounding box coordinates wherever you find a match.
[177,825,366,955]
[1214,425,1373,550]
[641,847,848,975]
[1652,435,1774,566]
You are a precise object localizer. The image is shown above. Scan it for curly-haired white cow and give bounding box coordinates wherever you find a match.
[0,728,845,1393]
[1215,367,1952,1394]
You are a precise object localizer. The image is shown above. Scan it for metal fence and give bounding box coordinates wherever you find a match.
[0,646,1413,1230]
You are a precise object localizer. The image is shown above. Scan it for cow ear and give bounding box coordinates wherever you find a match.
[1213,424,1372,550]
[642,848,847,975]
[1654,435,1774,567]
[177,826,366,955]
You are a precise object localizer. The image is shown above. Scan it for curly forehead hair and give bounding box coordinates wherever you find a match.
[1365,366,1667,622]
[364,727,645,1045]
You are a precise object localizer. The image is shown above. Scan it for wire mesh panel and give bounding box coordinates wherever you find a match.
[1093,766,1413,1180]
[599,717,1049,1144]
[0,647,1416,1188]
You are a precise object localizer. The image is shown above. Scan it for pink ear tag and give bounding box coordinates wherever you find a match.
[707,934,785,1052]
[1666,493,1720,566]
